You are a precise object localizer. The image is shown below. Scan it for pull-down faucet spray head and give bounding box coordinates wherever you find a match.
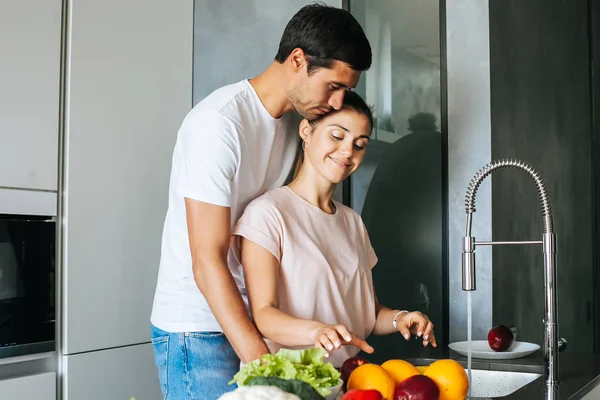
[462,234,476,291]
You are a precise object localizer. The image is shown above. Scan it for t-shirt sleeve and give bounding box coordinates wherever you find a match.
[362,222,378,269]
[231,200,283,264]
[172,111,240,207]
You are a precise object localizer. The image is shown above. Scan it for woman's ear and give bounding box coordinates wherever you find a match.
[298,119,312,142]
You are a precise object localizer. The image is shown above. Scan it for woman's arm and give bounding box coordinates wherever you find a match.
[373,296,437,347]
[240,237,374,355]
[241,237,322,346]
[372,302,405,336]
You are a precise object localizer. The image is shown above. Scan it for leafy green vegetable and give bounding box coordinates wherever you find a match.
[247,377,324,400]
[230,348,341,397]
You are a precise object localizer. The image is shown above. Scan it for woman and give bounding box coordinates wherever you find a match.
[231,91,436,367]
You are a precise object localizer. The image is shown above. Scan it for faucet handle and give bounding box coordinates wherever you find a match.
[558,337,567,352]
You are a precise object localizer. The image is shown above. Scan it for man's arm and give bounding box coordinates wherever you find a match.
[185,198,269,363]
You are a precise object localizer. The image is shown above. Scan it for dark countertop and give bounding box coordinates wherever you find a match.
[401,349,600,399]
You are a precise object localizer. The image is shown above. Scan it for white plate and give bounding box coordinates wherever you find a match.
[448,340,540,360]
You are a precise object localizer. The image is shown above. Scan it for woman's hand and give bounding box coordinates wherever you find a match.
[311,324,374,357]
[396,311,437,348]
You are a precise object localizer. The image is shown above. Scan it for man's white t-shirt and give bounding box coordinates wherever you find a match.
[150,80,299,333]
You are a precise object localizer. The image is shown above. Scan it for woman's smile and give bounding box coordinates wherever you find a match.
[328,156,352,169]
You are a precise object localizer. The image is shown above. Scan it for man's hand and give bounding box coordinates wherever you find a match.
[185,198,269,363]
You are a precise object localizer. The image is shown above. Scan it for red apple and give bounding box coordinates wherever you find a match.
[487,325,514,351]
[342,389,383,400]
[395,375,440,400]
[341,356,370,390]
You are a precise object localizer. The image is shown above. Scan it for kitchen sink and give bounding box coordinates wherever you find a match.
[468,369,542,398]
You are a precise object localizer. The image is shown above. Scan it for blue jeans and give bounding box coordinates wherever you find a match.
[151,324,240,400]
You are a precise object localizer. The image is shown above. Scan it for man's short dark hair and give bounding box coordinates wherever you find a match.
[274,3,372,74]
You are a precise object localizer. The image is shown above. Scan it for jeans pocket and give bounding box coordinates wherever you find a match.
[184,332,240,399]
[187,331,225,339]
[151,335,169,398]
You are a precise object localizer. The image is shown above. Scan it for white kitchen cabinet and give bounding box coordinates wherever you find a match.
[0,188,57,216]
[61,0,193,354]
[0,372,56,400]
[63,343,160,400]
[0,0,62,191]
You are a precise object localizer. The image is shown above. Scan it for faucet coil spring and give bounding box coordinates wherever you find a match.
[464,159,554,234]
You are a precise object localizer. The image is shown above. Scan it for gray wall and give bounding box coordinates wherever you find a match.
[446,0,493,342]
[489,0,595,353]
[193,0,341,104]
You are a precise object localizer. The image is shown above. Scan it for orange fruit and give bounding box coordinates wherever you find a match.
[424,359,469,400]
[416,365,429,374]
[381,359,420,384]
[347,363,396,400]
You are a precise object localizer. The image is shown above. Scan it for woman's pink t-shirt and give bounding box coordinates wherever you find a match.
[232,186,378,367]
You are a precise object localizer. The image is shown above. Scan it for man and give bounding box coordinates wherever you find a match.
[150,4,372,399]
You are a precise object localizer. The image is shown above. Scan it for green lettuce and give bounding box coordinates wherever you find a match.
[229,348,341,396]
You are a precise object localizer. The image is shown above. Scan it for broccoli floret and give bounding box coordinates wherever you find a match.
[247,377,325,400]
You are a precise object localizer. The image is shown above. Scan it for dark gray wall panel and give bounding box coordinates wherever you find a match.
[489,0,594,353]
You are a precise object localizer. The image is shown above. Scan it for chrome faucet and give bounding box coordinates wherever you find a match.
[461,159,560,386]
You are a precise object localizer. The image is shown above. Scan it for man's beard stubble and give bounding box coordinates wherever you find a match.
[287,86,318,121]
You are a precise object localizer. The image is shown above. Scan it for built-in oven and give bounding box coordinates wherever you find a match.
[0,213,55,359]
